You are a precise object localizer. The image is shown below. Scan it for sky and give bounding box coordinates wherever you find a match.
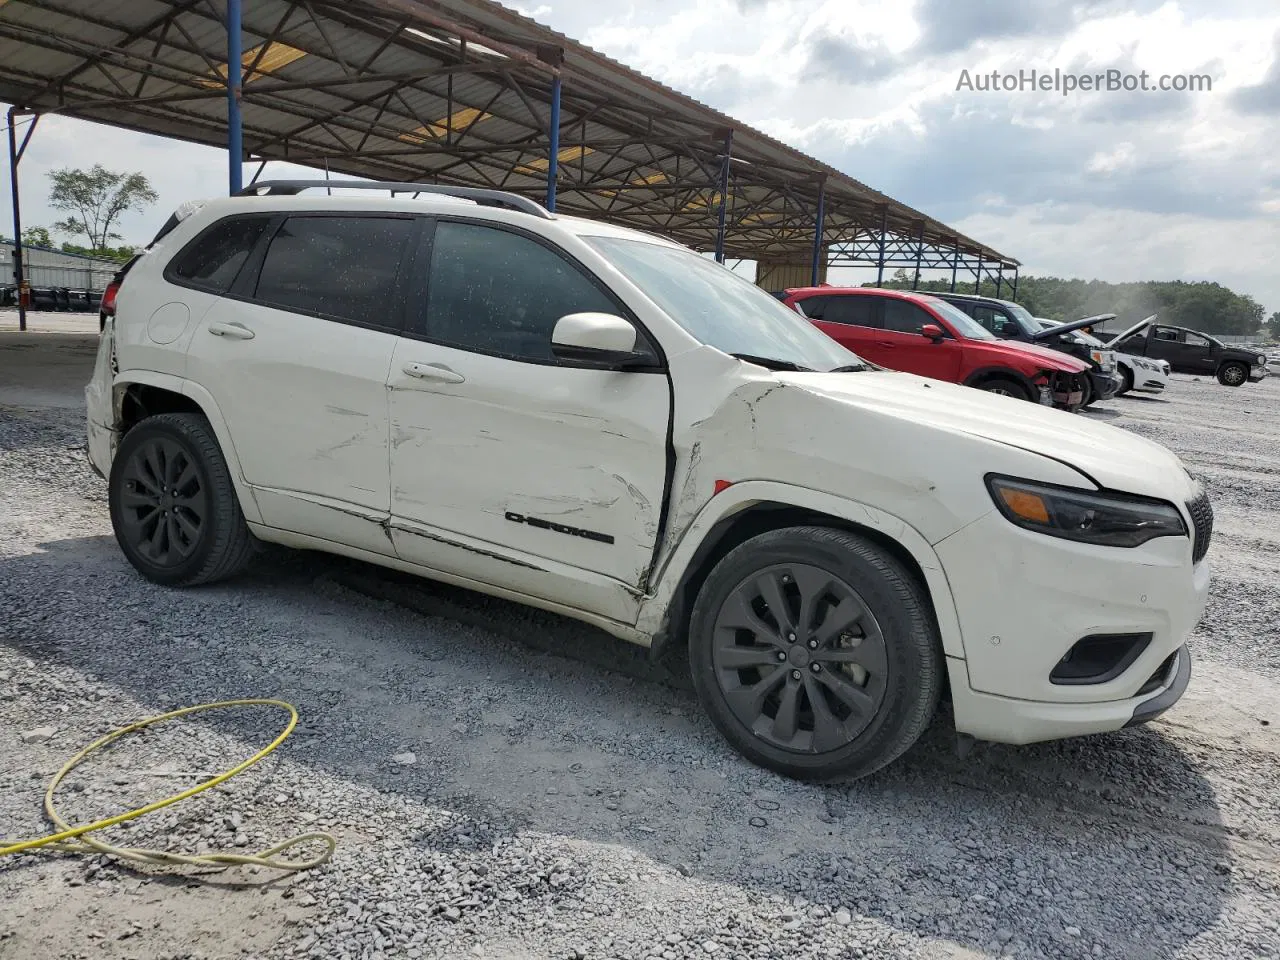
[2,0,1278,314]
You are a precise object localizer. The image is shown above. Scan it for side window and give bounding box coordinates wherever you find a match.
[168,216,272,293]
[253,216,415,327]
[422,221,623,363]
[1184,333,1211,348]
[794,296,832,319]
[822,296,880,328]
[1155,327,1183,342]
[882,299,934,334]
[969,305,1018,337]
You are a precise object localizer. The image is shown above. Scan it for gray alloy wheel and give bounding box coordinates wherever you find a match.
[1217,362,1247,387]
[710,562,890,753]
[689,526,943,781]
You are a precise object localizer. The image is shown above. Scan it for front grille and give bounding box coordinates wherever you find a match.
[1187,489,1213,564]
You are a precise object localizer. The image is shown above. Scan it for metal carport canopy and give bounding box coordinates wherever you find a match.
[0,0,1019,273]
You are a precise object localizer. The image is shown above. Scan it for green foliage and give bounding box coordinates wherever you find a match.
[47,164,157,252]
[870,275,1266,336]
[1267,312,1280,339]
[58,242,138,262]
[21,226,53,248]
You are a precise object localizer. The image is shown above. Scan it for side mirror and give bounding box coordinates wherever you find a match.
[921,323,945,342]
[551,312,650,369]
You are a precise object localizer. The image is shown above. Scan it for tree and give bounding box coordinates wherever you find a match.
[1267,312,1280,339]
[47,164,157,252]
[21,226,52,248]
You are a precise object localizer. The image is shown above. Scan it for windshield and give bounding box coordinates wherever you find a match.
[1004,301,1044,336]
[583,236,867,372]
[920,297,997,340]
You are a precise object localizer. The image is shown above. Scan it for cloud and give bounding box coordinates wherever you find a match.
[913,0,1165,55]
[805,30,901,86]
[1230,34,1280,114]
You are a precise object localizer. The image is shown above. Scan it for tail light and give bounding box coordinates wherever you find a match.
[101,280,121,317]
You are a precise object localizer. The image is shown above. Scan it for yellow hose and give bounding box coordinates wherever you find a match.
[0,699,336,871]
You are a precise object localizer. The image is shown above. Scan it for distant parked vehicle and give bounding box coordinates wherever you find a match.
[780,286,1090,409]
[1089,316,1171,396]
[931,292,1120,406]
[1109,320,1269,387]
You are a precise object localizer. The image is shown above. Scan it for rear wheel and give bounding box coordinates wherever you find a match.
[977,377,1030,401]
[1217,362,1247,387]
[688,527,943,782]
[108,412,255,586]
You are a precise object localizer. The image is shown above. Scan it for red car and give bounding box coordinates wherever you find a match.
[779,286,1090,409]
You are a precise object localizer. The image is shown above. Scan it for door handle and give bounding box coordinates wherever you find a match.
[207,321,255,340]
[402,361,465,384]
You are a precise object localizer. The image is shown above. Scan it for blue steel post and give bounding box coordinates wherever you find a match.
[874,206,887,285]
[810,180,825,287]
[715,130,733,263]
[995,263,1003,298]
[546,74,561,212]
[950,239,960,292]
[911,222,924,290]
[226,0,243,195]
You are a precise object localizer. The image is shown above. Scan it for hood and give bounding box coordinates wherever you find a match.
[1029,313,1117,342]
[1102,314,1157,349]
[780,369,1198,502]
[979,337,1091,371]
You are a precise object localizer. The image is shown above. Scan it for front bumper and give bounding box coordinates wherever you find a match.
[946,645,1192,744]
[1249,364,1268,382]
[935,507,1208,745]
[1088,370,1121,402]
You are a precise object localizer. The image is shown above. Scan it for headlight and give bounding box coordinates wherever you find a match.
[986,475,1187,547]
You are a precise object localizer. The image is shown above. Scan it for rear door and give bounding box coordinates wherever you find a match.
[185,212,417,555]
[806,295,896,366]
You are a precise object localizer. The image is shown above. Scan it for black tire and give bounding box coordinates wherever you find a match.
[108,412,255,586]
[688,526,943,782]
[976,377,1031,402]
[1080,377,1096,408]
[1217,362,1247,387]
[1117,365,1133,396]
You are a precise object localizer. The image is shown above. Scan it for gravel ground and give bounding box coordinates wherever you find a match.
[1,330,1279,960]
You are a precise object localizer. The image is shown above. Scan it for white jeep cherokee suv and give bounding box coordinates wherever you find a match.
[85,181,1212,781]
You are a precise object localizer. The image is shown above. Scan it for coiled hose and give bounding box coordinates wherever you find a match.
[0,699,335,872]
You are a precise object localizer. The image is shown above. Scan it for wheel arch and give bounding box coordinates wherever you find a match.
[640,482,966,665]
[110,371,262,524]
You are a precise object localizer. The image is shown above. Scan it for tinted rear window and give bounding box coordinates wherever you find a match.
[168,216,272,293]
[253,216,415,327]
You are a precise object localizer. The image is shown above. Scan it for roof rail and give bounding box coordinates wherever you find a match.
[234,180,554,220]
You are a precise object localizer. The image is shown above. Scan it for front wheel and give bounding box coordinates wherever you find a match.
[1117,365,1133,396]
[976,377,1031,402]
[1217,362,1248,387]
[108,412,255,586]
[688,527,943,782]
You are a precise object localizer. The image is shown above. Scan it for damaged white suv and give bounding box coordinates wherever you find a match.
[87,181,1212,781]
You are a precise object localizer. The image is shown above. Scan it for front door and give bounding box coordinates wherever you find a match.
[186,213,417,554]
[386,218,671,624]
[878,298,965,381]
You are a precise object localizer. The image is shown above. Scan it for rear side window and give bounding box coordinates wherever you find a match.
[882,299,934,334]
[167,216,272,293]
[969,304,1020,338]
[822,296,881,328]
[421,221,620,362]
[253,216,415,328]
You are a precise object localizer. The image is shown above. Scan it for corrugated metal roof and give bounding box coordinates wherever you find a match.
[0,0,1019,267]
